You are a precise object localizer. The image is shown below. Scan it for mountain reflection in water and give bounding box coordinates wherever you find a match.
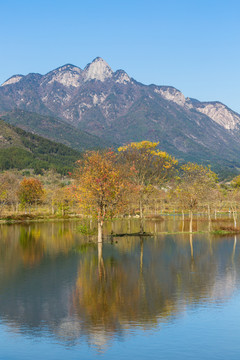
[0,220,239,353]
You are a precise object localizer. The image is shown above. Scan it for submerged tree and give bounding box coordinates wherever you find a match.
[75,150,130,242]
[0,171,20,215]
[118,141,177,233]
[175,163,217,232]
[18,177,44,213]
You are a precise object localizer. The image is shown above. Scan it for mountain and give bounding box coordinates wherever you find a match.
[0,121,81,174]
[1,57,240,176]
[0,109,110,152]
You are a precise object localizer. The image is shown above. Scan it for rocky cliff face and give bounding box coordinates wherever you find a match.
[1,57,239,133]
[191,102,240,130]
[1,57,240,172]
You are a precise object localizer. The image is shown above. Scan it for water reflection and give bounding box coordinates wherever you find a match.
[0,220,239,352]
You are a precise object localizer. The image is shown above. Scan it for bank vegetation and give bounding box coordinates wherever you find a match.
[1,141,240,240]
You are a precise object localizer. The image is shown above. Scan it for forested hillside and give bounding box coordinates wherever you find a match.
[0,120,81,174]
[1,109,110,151]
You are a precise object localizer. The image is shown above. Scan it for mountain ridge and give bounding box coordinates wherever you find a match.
[1,57,239,132]
[1,57,240,177]
[0,109,111,152]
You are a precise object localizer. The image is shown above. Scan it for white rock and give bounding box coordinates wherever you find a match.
[83,57,113,82]
[41,64,82,87]
[1,75,23,86]
[48,72,82,87]
[92,93,107,105]
[154,87,186,107]
[196,103,240,130]
[42,65,82,88]
[115,72,130,84]
[57,65,81,74]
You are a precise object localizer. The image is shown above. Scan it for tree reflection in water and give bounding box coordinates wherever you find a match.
[0,221,239,352]
[72,233,238,350]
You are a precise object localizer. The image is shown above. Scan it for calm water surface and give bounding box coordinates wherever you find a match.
[0,218,240,359]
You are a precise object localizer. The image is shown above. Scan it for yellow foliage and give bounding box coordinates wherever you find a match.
[118,141,160,152]
[75,150,132,221]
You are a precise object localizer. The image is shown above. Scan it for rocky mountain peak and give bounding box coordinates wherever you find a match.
[55,64,82,73]
[41,64,83,88]
[83,57,113,82]
[114,69,131,84]
[1,75,24,87]
[1,57,240,145]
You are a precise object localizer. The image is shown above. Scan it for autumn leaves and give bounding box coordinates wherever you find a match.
[75,150,129,242]
[0,140,221,238]
[75,141,178,241]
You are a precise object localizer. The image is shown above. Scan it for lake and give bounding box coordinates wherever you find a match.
[0,218,240,359]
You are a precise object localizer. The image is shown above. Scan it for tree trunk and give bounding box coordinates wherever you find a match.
[189,210,193,233]
[208,204,211,232]
[98,240,103,264]
[139,198,144,233]
[98,241,105,279]
[233,211,237,229]
[189,233,193,258]
[110,220,114,242]
[232,235,237,260]
[140,239,143,275]
[98,219,103,243]
[127,219,131,234]
[181,210,185,232]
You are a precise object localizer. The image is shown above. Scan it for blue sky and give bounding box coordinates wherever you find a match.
[0,0,239,112]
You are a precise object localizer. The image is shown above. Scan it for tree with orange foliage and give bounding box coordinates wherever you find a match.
[18,177,44,213]
[75,150,130,242]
